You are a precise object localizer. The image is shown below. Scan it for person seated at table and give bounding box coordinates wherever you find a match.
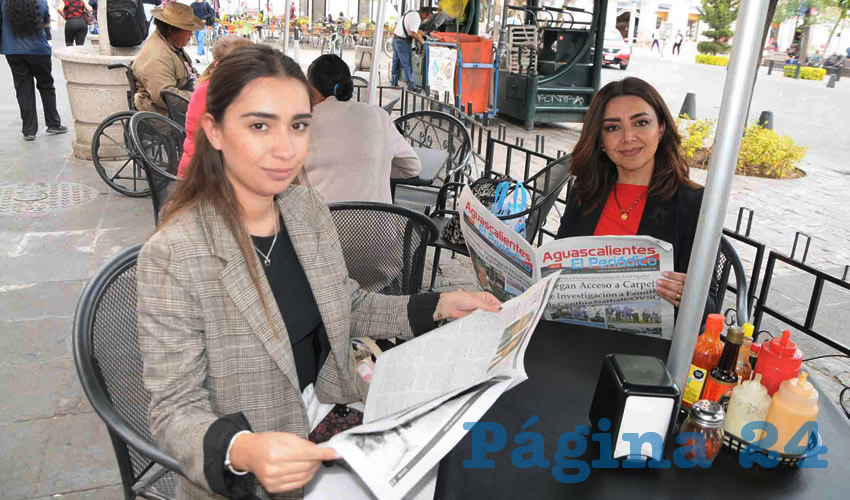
[555,77,704,308]
[303,54,420,203]
[177,35,253,178]
[132,3,202,116]
[136,45,500,498]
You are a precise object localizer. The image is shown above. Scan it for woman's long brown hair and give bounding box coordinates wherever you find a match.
[158,45,311,330]
[570,77,698,212]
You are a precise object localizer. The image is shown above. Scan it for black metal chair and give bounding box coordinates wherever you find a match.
[129,112,184,224]
[392,110,473,212]
[73,245,182,500]
[351,75,369,86]
[159,90,190,129]
[329,202,438,295]
[426,154,572,291]
[708,236,750,325]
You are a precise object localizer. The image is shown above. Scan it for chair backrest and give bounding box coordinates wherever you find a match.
[129,112,184,224]
[352,75,369,86]
[394,110,472,183]
[708,236,750,325]
[329,202,438,295]
[73,245,182,498]
[381,96,401,115]
[160,90,190,129]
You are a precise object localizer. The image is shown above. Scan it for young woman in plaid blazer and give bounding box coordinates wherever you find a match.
[136,44,500,499]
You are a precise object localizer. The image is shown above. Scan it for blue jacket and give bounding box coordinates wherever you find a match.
[0,0,52,56]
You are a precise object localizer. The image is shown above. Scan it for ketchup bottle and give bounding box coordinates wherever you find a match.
[682,314,725,408]
[753,330,802,396]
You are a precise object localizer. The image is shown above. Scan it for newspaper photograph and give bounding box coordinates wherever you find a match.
[320,275,559,500]
[458,186,676,339]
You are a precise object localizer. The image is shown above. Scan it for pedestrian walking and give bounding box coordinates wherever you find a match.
[0,0,68,141]
[672,29,683,56]
[190,0,214,56]
[57,0,93,46]
[651,29,660,52]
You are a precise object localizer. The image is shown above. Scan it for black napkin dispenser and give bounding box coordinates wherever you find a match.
[588,353,680,462]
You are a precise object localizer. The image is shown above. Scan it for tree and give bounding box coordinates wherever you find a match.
[824,0,849,55]
[697,0,740,55]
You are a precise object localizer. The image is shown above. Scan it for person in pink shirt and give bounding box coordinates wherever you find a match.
[178,36,253,178]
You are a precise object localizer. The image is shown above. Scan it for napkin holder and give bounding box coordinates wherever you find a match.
[589,354,680,462]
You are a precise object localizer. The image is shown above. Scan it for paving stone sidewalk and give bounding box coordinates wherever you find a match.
[0,44,847,499]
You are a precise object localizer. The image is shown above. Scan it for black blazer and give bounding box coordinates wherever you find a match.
[555,184,705,274]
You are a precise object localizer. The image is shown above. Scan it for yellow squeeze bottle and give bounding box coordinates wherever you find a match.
[764,372,819,452]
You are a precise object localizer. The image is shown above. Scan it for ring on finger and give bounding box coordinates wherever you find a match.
[676,293,681,301]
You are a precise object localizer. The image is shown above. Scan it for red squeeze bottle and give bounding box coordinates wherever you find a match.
[753,330,802,396]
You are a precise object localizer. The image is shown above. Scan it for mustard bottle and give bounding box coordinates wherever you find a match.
[764,372,819,453]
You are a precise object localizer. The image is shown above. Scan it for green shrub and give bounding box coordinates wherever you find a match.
[677,117,715,160]
[695,54,729,66]
[736,124,807,178]
[782,66,827,81]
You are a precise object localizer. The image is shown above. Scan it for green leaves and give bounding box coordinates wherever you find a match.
[697,0,740,54]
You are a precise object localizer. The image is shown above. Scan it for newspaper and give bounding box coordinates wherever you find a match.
[458,185,676,339]
[320,275,559,500]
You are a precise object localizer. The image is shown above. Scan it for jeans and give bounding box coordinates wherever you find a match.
[5,54,62,136]
[195,30,206,55]
[391,37,416,89]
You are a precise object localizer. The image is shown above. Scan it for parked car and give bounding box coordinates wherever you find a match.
[602,29,630,70]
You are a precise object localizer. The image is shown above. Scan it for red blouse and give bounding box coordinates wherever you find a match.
[593,184,649,236]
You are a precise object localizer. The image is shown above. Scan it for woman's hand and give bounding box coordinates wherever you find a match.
[656,271,686,308]
[434,291,502,322]
[229,431,339,493]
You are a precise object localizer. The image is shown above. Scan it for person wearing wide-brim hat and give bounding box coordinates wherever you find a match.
[132,2,204,116]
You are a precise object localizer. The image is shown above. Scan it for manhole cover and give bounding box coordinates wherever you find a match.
[0,182,99,215]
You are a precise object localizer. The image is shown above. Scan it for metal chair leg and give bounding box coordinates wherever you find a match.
[429,247,442,292]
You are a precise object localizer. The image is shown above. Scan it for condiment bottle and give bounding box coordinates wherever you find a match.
[735,323,754,381]
[679,400,725,461]
[724,373,771,438]
[748,341,761,371]
[764,372,819,453]
[753,330,802,396]
[700,325,744,406]
[682,314,725,408]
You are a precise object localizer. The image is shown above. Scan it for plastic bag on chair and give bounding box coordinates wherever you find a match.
[490,181,528,237]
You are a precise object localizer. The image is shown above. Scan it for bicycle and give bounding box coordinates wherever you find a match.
[204,24,224,65]
[320,26,343,57]
[90,63,149,197]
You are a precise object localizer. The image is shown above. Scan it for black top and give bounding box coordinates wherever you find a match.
[252,217,324,392]
[202,217,442,497]
[556,184,704,274]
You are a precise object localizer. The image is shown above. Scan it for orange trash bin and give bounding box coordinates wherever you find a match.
[431,33,494,114]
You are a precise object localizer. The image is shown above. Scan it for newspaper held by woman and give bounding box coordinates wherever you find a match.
[458,185,676,339]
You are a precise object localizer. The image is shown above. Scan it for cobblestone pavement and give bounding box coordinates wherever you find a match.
[0,40,847,498]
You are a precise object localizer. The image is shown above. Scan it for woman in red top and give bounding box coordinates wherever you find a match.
[57,0,92,46]
[178,36,253,178]
[556,77,704,308]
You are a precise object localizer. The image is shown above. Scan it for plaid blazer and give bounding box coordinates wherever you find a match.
[137,186,415,499]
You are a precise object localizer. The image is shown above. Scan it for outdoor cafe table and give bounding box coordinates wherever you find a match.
[435,321,850,499]
[390,147,450,198]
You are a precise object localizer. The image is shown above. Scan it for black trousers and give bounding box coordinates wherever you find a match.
[65,17,88,46]
[5,54,62,136]
[673,42,682,55]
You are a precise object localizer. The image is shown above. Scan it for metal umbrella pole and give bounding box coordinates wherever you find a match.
[282,1,291,56]
[667,0,771,392]
[367,0,388,104]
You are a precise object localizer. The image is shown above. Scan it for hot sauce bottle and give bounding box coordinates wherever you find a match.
[700,325,744,407]
[682,314,725,408]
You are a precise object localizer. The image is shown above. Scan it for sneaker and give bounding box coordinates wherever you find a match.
[46,125,68,135]
[24,135,36,142]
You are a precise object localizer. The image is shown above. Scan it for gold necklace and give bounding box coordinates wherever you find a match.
[613,185,649,221]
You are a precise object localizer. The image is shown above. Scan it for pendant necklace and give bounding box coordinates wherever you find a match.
[251,202,278,267]
[613,185,649,221]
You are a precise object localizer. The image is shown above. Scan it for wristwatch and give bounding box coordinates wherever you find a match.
[224,430,252,475]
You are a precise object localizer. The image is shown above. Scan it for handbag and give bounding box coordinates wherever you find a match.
[490,180,528,237]
[440,176,506,246]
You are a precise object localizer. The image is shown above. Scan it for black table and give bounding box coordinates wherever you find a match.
[436,321,849,499]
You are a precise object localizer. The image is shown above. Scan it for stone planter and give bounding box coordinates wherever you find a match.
[90,34,99,48]
[54,46,138,160]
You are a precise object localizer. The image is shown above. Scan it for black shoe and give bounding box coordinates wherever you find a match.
[24,135,36,142]
[46,125,68,135]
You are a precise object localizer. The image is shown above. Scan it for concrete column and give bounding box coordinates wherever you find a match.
[54,0,139,159]
[636,0,658,44]
[667,0,689,41]
[313,0,326,23]
[358,0,370,22]
[606,0,618,35]
[627,3,637,44]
